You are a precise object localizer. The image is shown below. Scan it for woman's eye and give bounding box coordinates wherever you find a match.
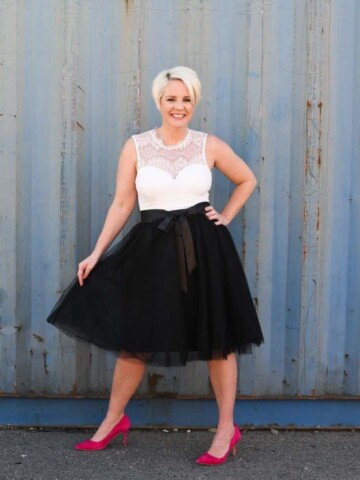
[165,98,191,102]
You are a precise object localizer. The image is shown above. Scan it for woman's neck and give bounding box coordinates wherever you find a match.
[155,125,189,146]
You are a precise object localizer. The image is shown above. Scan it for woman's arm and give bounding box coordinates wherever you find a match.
[205,134,257,225]
[78,138,137,285]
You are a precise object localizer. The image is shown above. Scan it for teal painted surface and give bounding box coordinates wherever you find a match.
[1,397,360,428]
[0,0,359,406]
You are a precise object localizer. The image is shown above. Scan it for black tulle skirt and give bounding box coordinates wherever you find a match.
[46,202,264,366]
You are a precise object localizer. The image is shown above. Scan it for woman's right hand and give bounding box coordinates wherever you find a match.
[77,252,101,286]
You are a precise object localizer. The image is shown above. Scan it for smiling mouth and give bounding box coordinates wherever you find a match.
[171,114,186,118]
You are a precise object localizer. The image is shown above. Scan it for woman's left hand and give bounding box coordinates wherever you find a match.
[204,205,230,226]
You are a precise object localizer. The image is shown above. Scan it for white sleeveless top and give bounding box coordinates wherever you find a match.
[133,128,212,211]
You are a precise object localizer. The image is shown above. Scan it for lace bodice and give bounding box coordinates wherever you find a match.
[133,128,212,211]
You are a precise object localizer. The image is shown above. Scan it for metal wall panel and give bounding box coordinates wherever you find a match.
[0,0,359,399]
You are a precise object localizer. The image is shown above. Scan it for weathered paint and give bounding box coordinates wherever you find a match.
[1,396,360,428]
[0,0,359,409]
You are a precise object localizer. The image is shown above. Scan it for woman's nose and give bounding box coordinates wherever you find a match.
[174,101,184,110]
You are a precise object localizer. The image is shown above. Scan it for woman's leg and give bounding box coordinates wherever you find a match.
[206,353,238,457]
[91,355,146,441]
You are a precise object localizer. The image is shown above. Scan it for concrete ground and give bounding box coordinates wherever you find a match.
[0,428,359,480]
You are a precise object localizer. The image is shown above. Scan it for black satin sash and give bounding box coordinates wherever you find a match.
[140,202,210,292]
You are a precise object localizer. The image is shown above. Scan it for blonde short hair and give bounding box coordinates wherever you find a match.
[152,66,201,110]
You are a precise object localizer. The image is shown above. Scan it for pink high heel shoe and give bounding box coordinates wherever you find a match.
[75,414,131,451]
[196,424,242,466]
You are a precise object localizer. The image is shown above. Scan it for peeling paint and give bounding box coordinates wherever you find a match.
[316,206,320,236]
[0,326,22,335]
[148,373,164,393]
[303,240,308,261]
[43,352,49,375]
[32,333,44,343]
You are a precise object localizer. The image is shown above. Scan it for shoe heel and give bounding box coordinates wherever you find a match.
[196,424,241,466]
[123,431,128,447]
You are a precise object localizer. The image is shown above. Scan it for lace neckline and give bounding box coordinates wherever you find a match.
[151,128,191,149]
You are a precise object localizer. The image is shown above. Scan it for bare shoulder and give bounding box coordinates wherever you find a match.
[204,133,256,185]
[116,137,137,169]
[122,137,137,157]
[205,134,236,167]
[206,133,233,152]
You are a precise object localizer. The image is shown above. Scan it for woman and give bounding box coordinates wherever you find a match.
[47,66,264,466]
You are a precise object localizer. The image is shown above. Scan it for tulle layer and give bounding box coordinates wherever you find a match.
[47,203,264,366]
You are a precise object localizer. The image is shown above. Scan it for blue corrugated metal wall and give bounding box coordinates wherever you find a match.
[0,0,359,425]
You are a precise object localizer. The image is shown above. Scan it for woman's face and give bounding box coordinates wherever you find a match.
[159,80,195,128]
